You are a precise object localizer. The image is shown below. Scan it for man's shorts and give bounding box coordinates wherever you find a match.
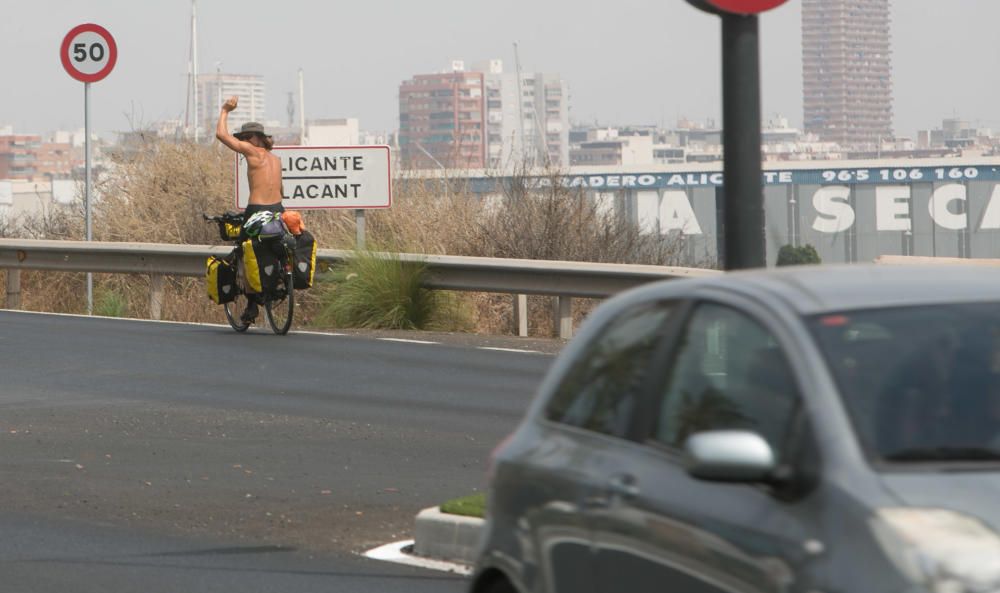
[243,202,285,218]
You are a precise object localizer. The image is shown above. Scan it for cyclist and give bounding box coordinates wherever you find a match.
[215,96,284,324]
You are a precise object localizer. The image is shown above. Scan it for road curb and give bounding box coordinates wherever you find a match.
[412,506,484,565]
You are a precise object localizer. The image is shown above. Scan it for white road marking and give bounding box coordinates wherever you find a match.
[363,540,472,575]
[377,338,440,345]
[293,330,348,336]
[476,346,543,354]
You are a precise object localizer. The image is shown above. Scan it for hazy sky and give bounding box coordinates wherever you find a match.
[2,1,998,140]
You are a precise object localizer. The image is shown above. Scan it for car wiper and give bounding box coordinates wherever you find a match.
[884,447,1000,462]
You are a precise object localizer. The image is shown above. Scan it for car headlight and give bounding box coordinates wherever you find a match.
[870,508,1000,593]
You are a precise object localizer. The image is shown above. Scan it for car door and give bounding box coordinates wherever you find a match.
[587,300,824,593]
[532,300,676,593]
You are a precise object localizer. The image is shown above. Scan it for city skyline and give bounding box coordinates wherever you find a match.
[1,1,998,141]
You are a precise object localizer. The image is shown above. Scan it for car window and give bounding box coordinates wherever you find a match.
[809,303,1000,463]
[652,303,799,452]
[545,302,673,438]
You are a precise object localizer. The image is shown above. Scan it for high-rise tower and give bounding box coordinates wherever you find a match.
[802,0,893,148]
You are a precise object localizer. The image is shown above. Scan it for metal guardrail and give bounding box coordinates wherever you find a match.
[0,238,719,338]
[873,255,1000,267]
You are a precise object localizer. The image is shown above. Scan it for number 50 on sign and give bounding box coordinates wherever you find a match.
[60,23,117,83]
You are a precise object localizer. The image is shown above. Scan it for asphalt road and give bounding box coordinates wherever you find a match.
[0,311,554,591]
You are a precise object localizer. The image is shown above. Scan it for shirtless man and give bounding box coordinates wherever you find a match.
[215,96,284,323]
[216,95,284,211]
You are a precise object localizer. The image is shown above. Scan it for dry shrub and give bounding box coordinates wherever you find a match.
[95,140,233,245]
[465,292,603,338]
[3,194,87,313]
[438,166,696,337]
[4,271,85,314]
[0,210,19,238]
[362,174,482,254]
[3,139,235,319]
[458,166,689,266]
[290,172,483,255]
[93,140,235,322]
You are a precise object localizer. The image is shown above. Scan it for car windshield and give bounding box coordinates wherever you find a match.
[808,303,1000,464]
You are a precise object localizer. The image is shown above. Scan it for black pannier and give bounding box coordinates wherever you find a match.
[241,238,282,295]
[293,230,317,289]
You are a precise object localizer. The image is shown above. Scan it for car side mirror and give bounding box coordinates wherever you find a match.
[684,430,777,483]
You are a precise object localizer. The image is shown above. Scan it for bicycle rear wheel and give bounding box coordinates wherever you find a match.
[264,271,294,335]
[224,293,251,332]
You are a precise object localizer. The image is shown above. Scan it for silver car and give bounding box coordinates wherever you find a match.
[470,264,1000,593]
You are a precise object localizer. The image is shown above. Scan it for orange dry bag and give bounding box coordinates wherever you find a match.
[281,210,304,235]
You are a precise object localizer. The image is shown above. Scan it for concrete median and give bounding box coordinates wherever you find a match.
[412,506,484,565]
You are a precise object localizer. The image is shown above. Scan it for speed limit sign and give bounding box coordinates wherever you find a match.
[60,23,117,83]
[60,23,117,316]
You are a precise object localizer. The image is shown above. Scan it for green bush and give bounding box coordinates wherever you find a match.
[776,244,821,267]
[314,250,473,331]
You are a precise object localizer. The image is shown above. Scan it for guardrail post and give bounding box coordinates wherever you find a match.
[5,269,21,310]
[149,274,164,320]
[512,294,528,337]
[553,296,573,340]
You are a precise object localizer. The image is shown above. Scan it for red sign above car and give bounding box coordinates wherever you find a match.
[704,0,788,14]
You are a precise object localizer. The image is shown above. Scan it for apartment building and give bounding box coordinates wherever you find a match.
[482,60,570,169]
[0,136,41,179]
[398,60,570,171]
[802,0,893,147]
[398,68,486,169]
[196,73,267,135]
[33,142,79,178]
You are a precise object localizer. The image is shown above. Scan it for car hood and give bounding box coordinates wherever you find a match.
[879,471,1000,529]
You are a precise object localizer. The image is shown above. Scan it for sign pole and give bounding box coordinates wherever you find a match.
[686,0,786,269]
[84,81,93,314]
[355,209,366,250]
[720,12,765,270]
[62,22,117,314]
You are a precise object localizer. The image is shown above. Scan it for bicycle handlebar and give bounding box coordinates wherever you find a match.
[203,212,244,224]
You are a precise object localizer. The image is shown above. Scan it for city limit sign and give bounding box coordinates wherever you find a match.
[691,0,788,14]
[236,145,392,210]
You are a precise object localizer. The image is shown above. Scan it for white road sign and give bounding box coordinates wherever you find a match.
[236,145,392,210]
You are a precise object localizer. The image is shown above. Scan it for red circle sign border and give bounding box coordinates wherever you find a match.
[705,0,788,14]
[60,23,118,83]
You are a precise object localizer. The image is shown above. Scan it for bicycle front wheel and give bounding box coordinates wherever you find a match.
[224,292,251,333]
[264,272,294,335]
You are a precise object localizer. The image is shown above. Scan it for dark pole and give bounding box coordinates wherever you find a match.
[721,12,766,270]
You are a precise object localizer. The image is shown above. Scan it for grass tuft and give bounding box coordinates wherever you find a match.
[439,493,486,518]
[94,287,128,317]
[315,250,473,331]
